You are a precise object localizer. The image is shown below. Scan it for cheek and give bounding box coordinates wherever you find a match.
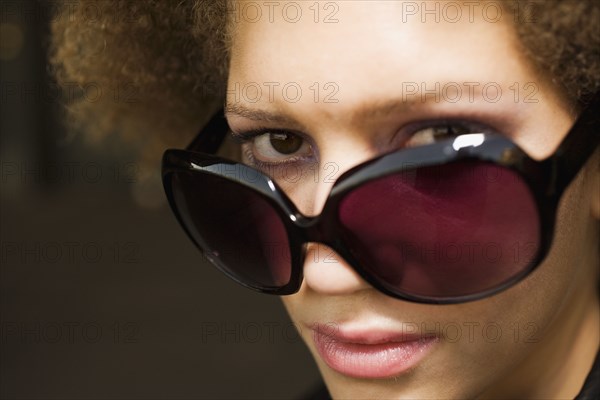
[532,171,594,303]
[279,295,315,346]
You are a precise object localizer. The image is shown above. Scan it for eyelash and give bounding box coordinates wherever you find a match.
[229,120,497,170]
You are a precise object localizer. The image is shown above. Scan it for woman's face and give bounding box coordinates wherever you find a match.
[226,1,599,398]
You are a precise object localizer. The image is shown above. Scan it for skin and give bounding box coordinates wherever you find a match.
[225,1,599,398]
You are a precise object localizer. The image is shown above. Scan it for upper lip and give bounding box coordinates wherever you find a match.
[309,322,438,345]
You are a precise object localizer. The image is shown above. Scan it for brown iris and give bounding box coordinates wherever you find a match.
[270,133,303,154]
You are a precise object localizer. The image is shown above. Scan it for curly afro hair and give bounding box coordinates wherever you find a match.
[49,0,600,173]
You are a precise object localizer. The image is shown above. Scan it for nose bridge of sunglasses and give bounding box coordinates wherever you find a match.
[290,211,340,247]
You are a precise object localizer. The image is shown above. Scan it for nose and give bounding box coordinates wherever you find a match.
[296,140,381,295]
[302,242,372,296]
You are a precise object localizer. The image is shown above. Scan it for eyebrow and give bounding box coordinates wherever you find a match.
[225,103,299,124]
[224,82,487,126]
[351,83,487,121]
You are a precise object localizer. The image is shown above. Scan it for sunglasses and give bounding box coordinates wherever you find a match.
[162,95,600,304]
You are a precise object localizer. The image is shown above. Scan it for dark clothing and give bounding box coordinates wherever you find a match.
[577,350,600,399]
[302,351,600,399]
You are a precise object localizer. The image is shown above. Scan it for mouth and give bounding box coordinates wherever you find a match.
[310,323,439,379]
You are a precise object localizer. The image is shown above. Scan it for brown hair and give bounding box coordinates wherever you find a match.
[49,0,600,172]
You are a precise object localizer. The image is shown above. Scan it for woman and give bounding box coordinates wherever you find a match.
[51,0,599,398]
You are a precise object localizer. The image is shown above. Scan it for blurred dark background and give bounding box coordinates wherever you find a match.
[0,1,320,398]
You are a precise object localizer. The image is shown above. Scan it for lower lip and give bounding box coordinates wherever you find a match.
[313,330,438,379]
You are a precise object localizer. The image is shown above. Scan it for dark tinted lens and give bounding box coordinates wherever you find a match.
[338,160,540,298]
[169,171,292,288]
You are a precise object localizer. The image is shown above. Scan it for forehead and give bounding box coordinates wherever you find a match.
[229,1,523,90]
[226,1,572,159]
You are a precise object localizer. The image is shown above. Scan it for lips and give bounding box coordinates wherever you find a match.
[311,323,439,379]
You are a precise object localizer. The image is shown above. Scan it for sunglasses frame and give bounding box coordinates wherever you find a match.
[162,94,600,304]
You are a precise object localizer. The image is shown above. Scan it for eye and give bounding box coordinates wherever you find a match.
[230,129,313,167]
[257,132,304,155]
[404,122,491,148]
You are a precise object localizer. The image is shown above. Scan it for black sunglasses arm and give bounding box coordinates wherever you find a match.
[550,93,600,193]
[186,108,228,153]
